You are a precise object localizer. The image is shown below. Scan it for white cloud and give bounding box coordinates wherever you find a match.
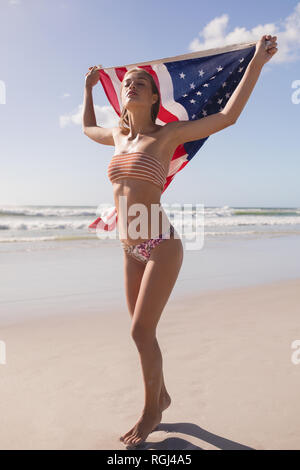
[59,103,119,129]
[9,0,21,4]
[61,93,71,99]
[188,2,300,64]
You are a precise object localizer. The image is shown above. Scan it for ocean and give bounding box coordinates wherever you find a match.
[1,204,300,253]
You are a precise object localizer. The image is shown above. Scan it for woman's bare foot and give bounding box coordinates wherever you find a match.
[121,407,162,447]
[120,390,171,444]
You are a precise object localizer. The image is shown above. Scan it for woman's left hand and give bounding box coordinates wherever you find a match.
[253,35,278,67]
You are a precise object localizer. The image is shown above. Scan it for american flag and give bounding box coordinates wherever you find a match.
[88,40,256,232]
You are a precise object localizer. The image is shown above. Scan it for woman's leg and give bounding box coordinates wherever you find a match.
[121,236,184,446]
[122,251,171,412]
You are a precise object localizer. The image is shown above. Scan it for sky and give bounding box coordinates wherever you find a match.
[0,0,299,208]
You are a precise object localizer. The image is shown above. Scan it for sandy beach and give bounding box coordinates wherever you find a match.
[1,273,300,450]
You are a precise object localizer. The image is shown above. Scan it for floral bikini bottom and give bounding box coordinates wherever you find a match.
[121,224,175,265]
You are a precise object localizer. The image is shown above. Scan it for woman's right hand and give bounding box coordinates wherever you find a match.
[253,35,278,67]
[85,65,102,88]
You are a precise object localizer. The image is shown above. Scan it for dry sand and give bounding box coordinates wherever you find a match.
[1,277,300,450]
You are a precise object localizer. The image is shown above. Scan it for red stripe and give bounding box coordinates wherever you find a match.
[99,69,121,115]
[115,67,128,82]
[172,144,187,160]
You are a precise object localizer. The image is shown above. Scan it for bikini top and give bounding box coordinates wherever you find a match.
[107,151,167,190]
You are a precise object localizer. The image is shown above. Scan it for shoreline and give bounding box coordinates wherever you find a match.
[1,233,300,326]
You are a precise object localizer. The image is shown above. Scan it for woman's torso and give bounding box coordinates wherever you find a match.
[110,124,178,246]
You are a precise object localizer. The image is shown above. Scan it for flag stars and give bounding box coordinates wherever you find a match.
[174,54,247,122]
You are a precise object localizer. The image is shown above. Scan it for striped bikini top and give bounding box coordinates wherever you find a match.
[107,151,167,190]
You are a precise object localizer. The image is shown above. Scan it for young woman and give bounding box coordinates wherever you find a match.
[82,35,278,447]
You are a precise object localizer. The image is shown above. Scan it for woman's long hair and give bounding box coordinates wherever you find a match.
[119,68,161,134]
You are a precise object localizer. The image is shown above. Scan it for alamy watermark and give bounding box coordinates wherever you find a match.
[0,340,6,365]
[291,80,300,104]
[291,339,300,365]
[0,80,6,104]
[94,199,205,251]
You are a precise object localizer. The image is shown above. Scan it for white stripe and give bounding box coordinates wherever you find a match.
[112,174,162,185]
[109,152,186,179]
[154,62,189,121]
[109,173,164,188]
[112,153,167,177]
[156,117,166,126]
[109,165,165,184]
[109,166,165,186]
[168,154,188,177]
[104,41,257,70]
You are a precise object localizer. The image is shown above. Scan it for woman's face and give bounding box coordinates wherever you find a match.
[121,73,157,110]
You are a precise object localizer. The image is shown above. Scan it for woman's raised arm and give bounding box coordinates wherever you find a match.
[222,34,278,123]
[82,65,115,146]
